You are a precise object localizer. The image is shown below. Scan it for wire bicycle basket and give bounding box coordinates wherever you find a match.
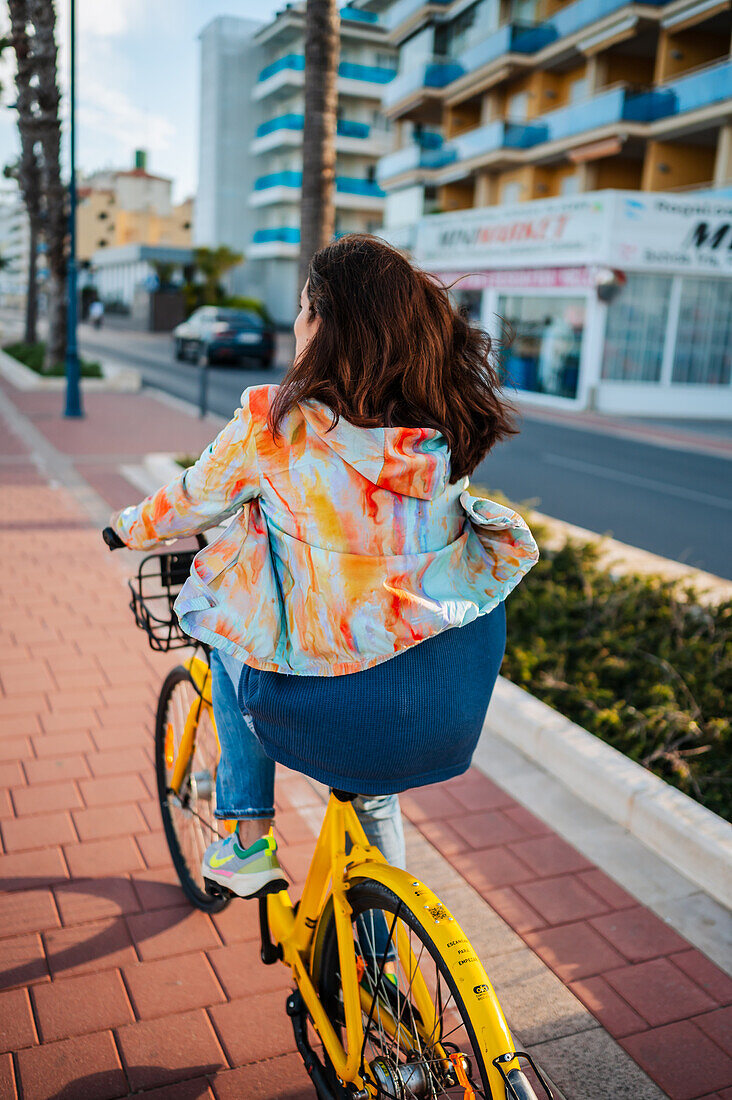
[128,549,197,652]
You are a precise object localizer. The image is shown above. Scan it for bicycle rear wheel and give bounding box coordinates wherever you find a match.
[155,664,229,913]
[313,879,542,1099]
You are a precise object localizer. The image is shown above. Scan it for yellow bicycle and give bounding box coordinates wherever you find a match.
[107,529,553,1100]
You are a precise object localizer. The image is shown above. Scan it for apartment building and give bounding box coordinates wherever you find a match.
[376,0,732,417]
[195,4,397,323]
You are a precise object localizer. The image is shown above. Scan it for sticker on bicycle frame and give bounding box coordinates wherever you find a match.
[473,984,490,1000]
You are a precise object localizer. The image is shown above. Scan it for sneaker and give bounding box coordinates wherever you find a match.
[202,832,288,899]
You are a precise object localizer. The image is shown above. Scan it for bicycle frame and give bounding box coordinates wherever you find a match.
[173,654,523,1096]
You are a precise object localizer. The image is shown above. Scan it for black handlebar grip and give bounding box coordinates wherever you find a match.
[102,526,126,551]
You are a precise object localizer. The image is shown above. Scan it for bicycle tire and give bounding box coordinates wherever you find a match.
[155,664,230,913]
[312,878,540,1100]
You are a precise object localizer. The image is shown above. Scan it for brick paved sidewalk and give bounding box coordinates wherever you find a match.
[1,380,730,1099]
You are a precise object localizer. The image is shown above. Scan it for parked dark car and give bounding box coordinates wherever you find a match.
[173,306,275,367]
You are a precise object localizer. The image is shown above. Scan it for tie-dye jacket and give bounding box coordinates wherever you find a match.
[114,385,539,676]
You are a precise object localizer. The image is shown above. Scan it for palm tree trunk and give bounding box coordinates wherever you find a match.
[9,0,43,346]
[298,0,339,290]
[28,0,66,371]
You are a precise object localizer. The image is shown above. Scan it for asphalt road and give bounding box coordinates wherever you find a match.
[74,323,732,581]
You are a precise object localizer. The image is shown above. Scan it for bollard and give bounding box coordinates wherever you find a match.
[198,357,209,419]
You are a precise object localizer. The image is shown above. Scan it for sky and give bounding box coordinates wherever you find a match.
[0,0,286,204]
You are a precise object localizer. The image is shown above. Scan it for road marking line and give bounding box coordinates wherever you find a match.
[541,453,732,510]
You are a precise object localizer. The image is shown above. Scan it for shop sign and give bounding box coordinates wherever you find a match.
[415,196,607,270]
[436,267,593,289]
[610,194,732,274]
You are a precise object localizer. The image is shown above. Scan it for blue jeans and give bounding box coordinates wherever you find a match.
[209,648,406,869]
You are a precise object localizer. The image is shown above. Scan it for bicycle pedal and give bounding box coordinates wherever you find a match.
[248,877,289,900]
[203,878,234,900]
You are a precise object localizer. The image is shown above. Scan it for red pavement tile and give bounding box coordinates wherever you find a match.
[1,811,76,853]
[12,780,82,816]
[78,773,148,807]
[458,845,536,893]
[207,940,293,1000]
[0,761,24,788]
[23,755,91,783]
[126,905,221,962]
[209,898,262,946]
[136,830,172,869]
[72,803,147,842]
[502,804,554,837]
[691,1007,732,1059]
[621,1021,732,1100]
[63,836,145,879]
[38,708,98,735]
[0,845,68,891]
[209,989,296,1065]
[139,798,163,831]
[87,747,151,778]
[443,770,516,812]
[0,735,33,763]
[43,917,138,979]
[590,905,690,963]
[568,974,648,1038]
[130,1079,214,1100]
[278,841,316,886]
[122,952,225,1020]
[0,1051,17,1099]
[670,950,732,1006]
[116,1008,225,1091]
[484,886,546,933]
[212,1052,313,1100]
[577,868,639,911]
[32,969,134,1042]
[0,987,37,1053]
[0,888,60,937]
[415,818,469,859]
[274,808,321,846]
[507,834,594,877]
[605,957,716,1027]
[30,730,96,759]
[0,933,48,991]
[129,867,188,912]
[400,786,463,821]
[524,921,627,982]
[516,874,610,926]
[450,809,530,848]
[16,1028,127,1100]
[46,688,105,712]
[53,877,141,926]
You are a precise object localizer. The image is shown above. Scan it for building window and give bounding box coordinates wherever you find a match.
[507,91,529,121]
[497,295,585,399]
[559,173,580,196]
[601,274,671,383]
[501,181,522,204]
[672,277,732,386]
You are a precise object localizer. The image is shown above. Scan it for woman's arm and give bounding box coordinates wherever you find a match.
[112,397,260,550]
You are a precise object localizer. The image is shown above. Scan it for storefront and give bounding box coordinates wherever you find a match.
[402,190,732,418]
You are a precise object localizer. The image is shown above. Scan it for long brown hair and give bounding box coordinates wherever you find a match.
[268,234,517,481]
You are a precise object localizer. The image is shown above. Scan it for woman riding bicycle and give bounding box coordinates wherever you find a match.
[110,234,538,899]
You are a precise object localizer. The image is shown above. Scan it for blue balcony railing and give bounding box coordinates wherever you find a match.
[662,57,732,114]
[383,0,452,33]
[254,173,385,198]
[383,58,465,107]
[256,115,372,139]
[253,171,302,191]
[377,141,454,180]
[341,5,379,23]
[252,227,300,244]
[258,53,305,83]
[258,55,396,86]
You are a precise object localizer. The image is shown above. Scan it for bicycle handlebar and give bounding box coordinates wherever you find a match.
[102,526,126,551]
[102,528,208,552]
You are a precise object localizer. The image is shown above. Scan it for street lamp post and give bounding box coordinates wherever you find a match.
[64,0,83,418]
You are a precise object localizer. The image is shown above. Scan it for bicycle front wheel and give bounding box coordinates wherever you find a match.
[155,664,229,913]
[313,878,542,1099]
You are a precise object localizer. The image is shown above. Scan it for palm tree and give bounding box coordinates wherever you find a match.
[7,0,42,345]
[298,0,339,291]
[28,0,66,372]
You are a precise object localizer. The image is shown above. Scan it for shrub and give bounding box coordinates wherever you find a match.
[502,535,731,820]
[4,341,103,378]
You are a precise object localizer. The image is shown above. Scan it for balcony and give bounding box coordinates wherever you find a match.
[340,5,379,24]
[255,116,372,139]
[659,57,732,117]
[249,226,300,259]
[382,58,466,111]
[456,22,556,78]
[377,140,455,181]
[383,0,452,36]
[252,227,300,243]
[250,173,386,208]
[255,56,396,100]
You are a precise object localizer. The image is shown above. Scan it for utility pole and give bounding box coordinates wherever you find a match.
[64,0,83,418]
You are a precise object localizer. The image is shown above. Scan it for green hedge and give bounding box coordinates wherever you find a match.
[4,341,103,378]
[502,533,731,821]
